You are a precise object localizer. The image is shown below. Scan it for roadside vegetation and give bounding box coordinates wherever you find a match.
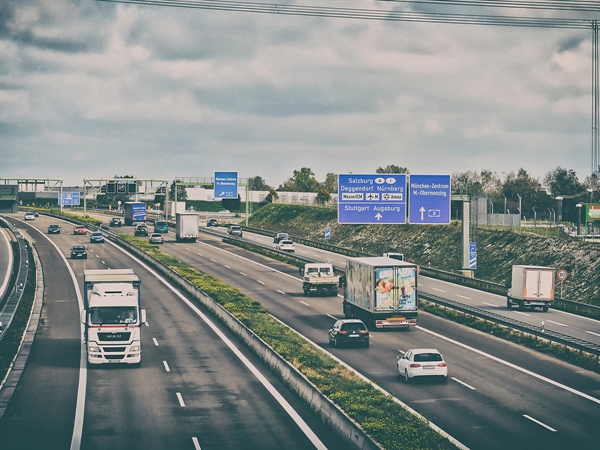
[247,204,600,304]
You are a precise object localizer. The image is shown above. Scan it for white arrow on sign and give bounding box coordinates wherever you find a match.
[375,213,383,220]
[419,206,425,220]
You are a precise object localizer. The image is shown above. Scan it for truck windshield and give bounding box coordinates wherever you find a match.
[90,307,137,325]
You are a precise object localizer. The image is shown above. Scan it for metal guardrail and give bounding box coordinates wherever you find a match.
[0,218,29,341]
[420,291,600,357]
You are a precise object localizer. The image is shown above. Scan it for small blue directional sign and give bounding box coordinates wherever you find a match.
[408,175,451,224]
[325,227,331,240]
[469,241,477,269]
[214,172,238,198]
[338,174,406,224]
[59,191,81,206]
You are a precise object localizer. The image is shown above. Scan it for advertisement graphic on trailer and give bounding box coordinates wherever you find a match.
[374,267,416,312]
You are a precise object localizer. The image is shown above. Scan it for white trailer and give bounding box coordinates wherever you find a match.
[81,269,146,365]
[507,265,554,312]
[175,212,199,242]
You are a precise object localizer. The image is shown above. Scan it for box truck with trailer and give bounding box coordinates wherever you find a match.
[81,269,146,365]
[175,212,199,242]
[343,257,418,329]
[507,265,554,312]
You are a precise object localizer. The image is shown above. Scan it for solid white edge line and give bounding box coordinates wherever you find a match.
[108,238,328,449]
[523,414,557,432]
[0,227,14,300]
[417,325,600,405]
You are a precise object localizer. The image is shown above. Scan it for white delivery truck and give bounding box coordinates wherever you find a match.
[382,252,404,261]
[301,263,340,296]
[343,257,419,329]
[81,269,146,365]
[175,212,199,242]
[507,265,554,312]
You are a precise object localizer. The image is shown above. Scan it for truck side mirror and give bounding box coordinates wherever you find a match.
[80,310,86,324]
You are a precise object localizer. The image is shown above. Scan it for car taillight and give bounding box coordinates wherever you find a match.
[338,330,348,335]
[359,329,368,334]
[410,363,421,368]
[438,363,447,367]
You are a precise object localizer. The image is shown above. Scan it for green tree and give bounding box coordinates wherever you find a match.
[501,169,549,218]
[315,189,332,205]
[543,167,584,197]
[265,188,279,203]
[169,180,188,201]
[376,165,410,174]
[322,172,337,193]
[278,167,320,192]
[248,176,271,191]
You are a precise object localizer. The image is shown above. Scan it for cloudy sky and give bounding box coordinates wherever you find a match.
[1,0,598,189]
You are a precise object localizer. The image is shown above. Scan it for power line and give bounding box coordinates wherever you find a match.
[96,0,597,29]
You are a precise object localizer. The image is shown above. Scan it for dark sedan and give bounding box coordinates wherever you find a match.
[328,319,370,348]
[47,224,61,234]
[71,244,88,259]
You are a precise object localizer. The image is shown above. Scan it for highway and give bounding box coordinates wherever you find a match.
[119,218,599,450]
[3,212,599,450]
[0,215,343,450]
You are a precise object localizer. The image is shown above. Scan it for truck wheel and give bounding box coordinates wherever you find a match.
[542,306,549,312]
[518,303,525,311]
[506,298,512,309]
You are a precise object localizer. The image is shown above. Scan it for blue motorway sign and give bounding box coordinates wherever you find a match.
[59,191,81,206]
[469,241,477,269]
[338,174,406,224]
[408,175,451,224]
[214,172,238,198]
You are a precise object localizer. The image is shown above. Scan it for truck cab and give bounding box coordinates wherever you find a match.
[81,269,146,365]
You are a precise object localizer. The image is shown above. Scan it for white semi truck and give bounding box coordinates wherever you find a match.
[175,212,199,242]
[343,257,419,329]
[81,269,146,365]
[507,265,555,312]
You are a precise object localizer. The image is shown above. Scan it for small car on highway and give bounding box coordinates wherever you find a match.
[27,210,39,217]
[134,224,148,237]
[47,224,61,234]
[90,231,105,243]
[109,218,122,227]
[274,232,289,243]
[154,220,169,233]
[70,244,88,259]
[227,225,243,237]
[275,239,295,252]
[207,218,219,227]
[396,348,448,383]
[149,233,163,244]
[328,319,370,348]
[24,212,35,220]
[73,225,87,235]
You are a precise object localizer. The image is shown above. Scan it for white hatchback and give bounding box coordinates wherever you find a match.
[396,348,448,383]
